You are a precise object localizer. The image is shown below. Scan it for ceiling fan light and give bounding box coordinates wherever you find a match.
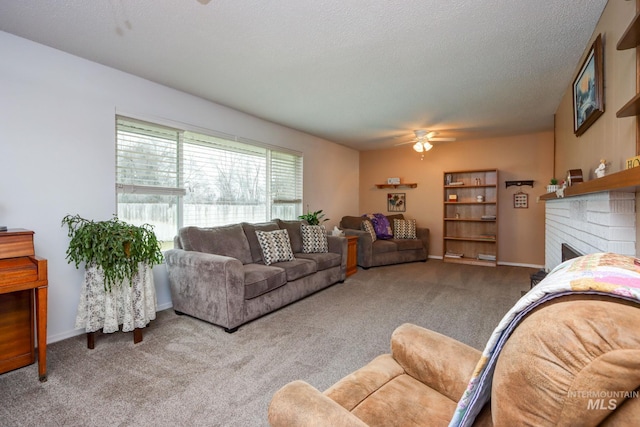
[423,141,433,151]
[413,142,424,152]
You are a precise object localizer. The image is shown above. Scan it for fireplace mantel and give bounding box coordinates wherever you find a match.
[540,167,640,200]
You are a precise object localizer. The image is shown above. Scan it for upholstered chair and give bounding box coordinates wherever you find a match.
[268,295,640,426]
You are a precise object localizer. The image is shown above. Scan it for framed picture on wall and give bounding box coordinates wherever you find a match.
[387,193,406,212]
[572,34,604,136]
[514,192,528,209]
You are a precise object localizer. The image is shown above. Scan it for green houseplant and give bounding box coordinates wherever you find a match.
[61,214,163,291]
[298,206,329,226]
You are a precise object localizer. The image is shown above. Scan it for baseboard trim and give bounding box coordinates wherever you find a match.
[47,302,175,344]
[429,255,542,269]
[497,261,544,269]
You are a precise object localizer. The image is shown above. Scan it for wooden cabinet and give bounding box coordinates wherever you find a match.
[346,235,358,277]
[443,169,498,266]
[0,230,48,381]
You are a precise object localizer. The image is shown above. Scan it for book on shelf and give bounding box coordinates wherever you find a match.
[477,253,496,261]
[481,215,496,220]
[448,181,464,186]
[445,252,464,258]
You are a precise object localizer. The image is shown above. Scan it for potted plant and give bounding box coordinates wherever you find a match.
[61,214,164,291]
[298,206,329,226]
[547,178,559,193]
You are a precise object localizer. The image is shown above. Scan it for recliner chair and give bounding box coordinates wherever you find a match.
[269,255,640,426]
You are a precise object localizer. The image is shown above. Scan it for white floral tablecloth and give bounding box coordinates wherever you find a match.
[75,263,157,333]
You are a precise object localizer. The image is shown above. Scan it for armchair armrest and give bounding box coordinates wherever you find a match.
[268,380,368,427]
[391,323,480,402]
[164,249,245,329]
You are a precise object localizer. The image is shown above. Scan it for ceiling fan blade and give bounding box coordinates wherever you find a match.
[394,140,417,146]
[429,137,456,142]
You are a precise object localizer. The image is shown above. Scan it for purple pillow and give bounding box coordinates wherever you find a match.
[362,213,393,239]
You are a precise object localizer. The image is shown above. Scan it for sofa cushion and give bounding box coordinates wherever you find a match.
[296,252,341,271]
[178,225,253,265]
[243,264,287,299]
[275,219,305,253]
[386,214,405,234]
[256,229,295,265]
[271,258,318,281]
[393,219,417,239]
[242,221,280,263]
[361,220,377,242]
[392,238,424,251]
[372,240,398,254]
[301,224,329,253]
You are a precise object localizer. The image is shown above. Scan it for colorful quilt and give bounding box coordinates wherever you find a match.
[449,252,640,427]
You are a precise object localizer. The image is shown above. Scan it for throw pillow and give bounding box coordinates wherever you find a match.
[393,219,417,239]
[361,220,377,242]
[301,224,329,253]
[362,213,393,239]
[255,229,295,265]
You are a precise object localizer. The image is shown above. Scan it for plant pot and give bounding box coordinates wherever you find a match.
[546,185,559,193]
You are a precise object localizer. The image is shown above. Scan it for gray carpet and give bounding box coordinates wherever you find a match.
[0,260,533,427]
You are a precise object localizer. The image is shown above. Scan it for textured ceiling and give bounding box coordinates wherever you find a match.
[0,0,607,150]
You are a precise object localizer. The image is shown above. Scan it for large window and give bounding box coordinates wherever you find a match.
[116,117,303,248]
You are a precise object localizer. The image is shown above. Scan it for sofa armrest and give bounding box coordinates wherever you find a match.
[391,323,481,402]
[268,380,368,427]
[327,235,348,280]
[164,249,245,330]
[341,229,374,268]
[416,227,430,254]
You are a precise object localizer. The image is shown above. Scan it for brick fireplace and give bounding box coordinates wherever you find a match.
[545,191,636,270]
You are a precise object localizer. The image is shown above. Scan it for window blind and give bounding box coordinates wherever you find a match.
[115,116,303,238]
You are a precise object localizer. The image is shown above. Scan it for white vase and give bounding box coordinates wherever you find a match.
[546,185,559,193]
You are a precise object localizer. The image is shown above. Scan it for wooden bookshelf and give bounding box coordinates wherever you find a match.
[443,169,498,266]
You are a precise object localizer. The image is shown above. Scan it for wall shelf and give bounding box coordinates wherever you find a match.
[617,10,640,50]
[616,7,640,119]
[616,92,640,118]
[505,180,534,188]
[375,183,417,189]
[539,167,640,200]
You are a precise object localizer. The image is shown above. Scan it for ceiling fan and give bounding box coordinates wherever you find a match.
[395,130,456,152]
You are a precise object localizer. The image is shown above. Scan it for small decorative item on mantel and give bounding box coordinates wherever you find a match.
[546,178,559,193]
[567,169,583,186]
[595,159,607,178]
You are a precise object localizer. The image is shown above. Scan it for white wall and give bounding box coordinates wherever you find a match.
[0,31,359,343]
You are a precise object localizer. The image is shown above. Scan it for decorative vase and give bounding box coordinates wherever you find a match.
[546,185,559,193]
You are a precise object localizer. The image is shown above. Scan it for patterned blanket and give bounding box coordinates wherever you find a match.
[449,252,640,427]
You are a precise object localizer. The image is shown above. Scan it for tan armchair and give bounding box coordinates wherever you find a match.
[269,295,640,426]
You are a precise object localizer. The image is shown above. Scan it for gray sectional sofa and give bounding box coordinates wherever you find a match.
[164,219,347,332]
[339,214,429,268]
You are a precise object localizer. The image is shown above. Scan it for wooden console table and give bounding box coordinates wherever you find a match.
[0,229,48,382]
